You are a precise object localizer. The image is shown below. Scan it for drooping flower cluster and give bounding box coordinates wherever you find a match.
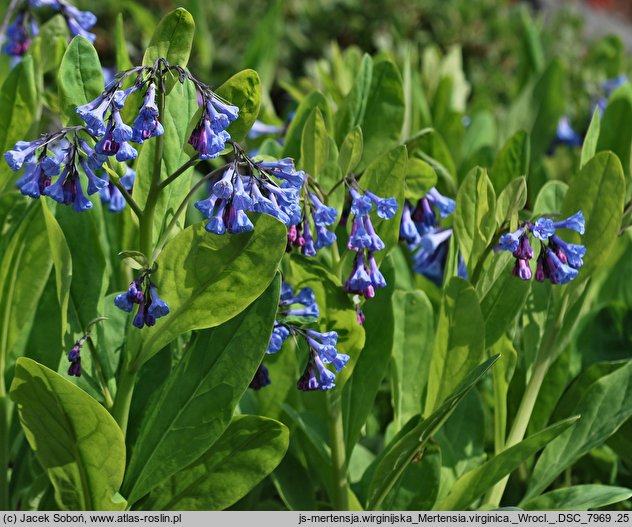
[188,92,239,160]
[195,157,303,235]
[286,191,338,256]
[4,132,111,211]
[344,185,398,299]
[114,270,170,328]
[2,1,97,60]
[496,211,586,285]
[250,282,349,392]
[67,335,87,377]
[400,187,466,285]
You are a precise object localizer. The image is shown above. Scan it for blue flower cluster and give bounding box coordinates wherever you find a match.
[287,192,338,256]
[251,282,349,392]
[5,135,107,211]
[3,1,97,60]
[400,188,466,285]
[114,271,170,329]
[343,186,398,299]
[188,93,239,160]
[66,335,86,377]
[76,78,167,163]
[4,131,137,212]
[496,211,586,285]
[195,158,303,235]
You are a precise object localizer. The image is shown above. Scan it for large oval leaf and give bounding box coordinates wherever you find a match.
[142,8,194,67]
[10,358,126,510]
[137,214,286,365]
[123,277,280,504]
[140,415,289,510]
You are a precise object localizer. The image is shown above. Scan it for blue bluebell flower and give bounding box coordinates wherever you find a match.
[16,156,59,198]
[4,139,46,171]
[364,215,385,251]
[79,159,107,195]
[309,193,338,225]
[43,168,93,212]
[257,158,305,188]
[99,166,135,213]
[368,253,386,289]
[497,228,525,253]
[116,275,170,329]
[347,215,372,251]
[550,235,585,269]
[365,191,398,220]
[76,94,110,137]
[267,324,291,354]
[248,120,285,139]
[344,252,374,298]
[206,201,227,235]
[302,222,317,257]
[553,211,585,234]
[400,202,421,245]
[536,248,578,285]
[297,362,320,391]
[213,167,235,199]
[349,188,373,217]
[554,117,582,148]
[426,188,456,218]
[3,13,33,58]
[314,223,337,249]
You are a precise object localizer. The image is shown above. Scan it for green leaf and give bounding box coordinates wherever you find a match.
[41,201,72,342]
[357,60,405,171]
[283,91,331,161]
[390,290,434,431]
[533,180,568,216]
[496,176,527,227]
[521,485,632,511]
[141,415,288,510]
[366,355,499,510]
[114,14,133,72]
[0,57,39,192]
[381,445,441,510]
[361,146,408,263]
[335,54,373,144]
[526,359,632,499]
[425,278,486,414]
[596,93,632,176]
[338,126,363,177]
[476,252,531,346]
[123,277,280,504]
[133,81,198,243]
[118,250,149,270]
[0,206,53,370]
[138,215,286,365]
[215,69,262,144]
[405,157,437,202]
[142,8,194,67]
[580,108,601,169]
[58,37,103,125]
[489,130,531,193]
[10,358,126,510]
[454,167,497,274]
[530,60,565,161]
[434,417,578,510]
[562,152,625,279]
[301,108,329,177]
[461,111,496,163]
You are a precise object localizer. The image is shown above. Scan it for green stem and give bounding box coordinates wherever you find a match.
[326,390,349,510]
[110,366,137,437]
[85,338,114,410]
[151,165,226,262]
[110,177,143,220]
[157,155,199,190]
[485,294,569,506]
[140,86,166,265]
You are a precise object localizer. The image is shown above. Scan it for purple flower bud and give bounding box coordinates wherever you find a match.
[249,364,271,390]
[512,259,532,281]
